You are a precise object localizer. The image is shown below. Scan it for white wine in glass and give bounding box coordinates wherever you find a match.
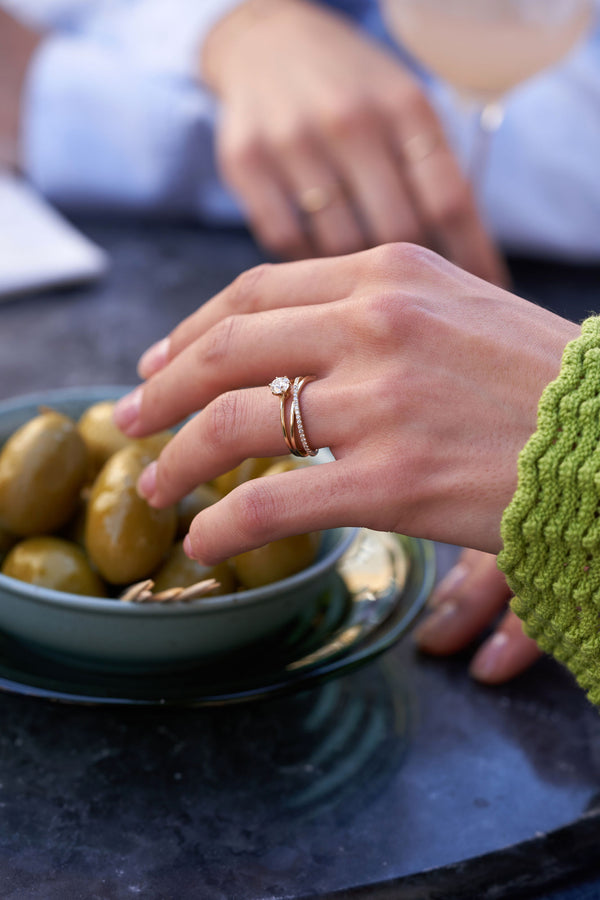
[380,0,595,182]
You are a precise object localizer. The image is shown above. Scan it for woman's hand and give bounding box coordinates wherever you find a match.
[113,243,578,565]
[201,0,507,285]
[415,548,543,682]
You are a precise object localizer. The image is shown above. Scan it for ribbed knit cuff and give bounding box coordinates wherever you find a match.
[498,316,600,706]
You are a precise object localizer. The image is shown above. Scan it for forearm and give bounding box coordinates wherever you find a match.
[0,9,41,168]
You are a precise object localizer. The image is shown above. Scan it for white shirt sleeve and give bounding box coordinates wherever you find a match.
[10,0,600,259]
[17,0,246,222]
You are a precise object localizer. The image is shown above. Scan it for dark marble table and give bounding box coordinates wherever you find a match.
[1,220,600,900]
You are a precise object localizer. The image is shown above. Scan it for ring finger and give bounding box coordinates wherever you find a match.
[119,300,350,437]
[276,130,366,257]
[138,376,352,509]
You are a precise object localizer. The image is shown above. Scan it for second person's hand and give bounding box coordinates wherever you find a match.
[415,548,543,683]
[201,0,507,285]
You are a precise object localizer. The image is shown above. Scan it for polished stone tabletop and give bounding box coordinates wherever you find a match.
[1,220,600,900]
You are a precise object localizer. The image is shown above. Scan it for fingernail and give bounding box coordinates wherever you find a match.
[138,337,170,378]
[470,632,510,682]
[429,562,468,608]
[137,461,157,501]
[113,386,143,433]
[414,601,459,650]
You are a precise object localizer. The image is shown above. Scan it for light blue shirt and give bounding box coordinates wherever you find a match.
[4,0,600,260]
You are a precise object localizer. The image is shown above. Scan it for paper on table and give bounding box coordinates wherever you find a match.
[0,172,109,300]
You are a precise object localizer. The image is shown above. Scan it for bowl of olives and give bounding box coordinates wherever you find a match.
[0,387,355,673]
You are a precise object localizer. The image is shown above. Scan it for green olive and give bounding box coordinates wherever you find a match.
[233,531,321,590]
[153,541,236,595]
[176,484,221,537]
[78,401,172,481]
[0,410,89,536]
[78,401,131,479]
[213,456,287,497]
[2,536,107,596]
[85,444,177,585]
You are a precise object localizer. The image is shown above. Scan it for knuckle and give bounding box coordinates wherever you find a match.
[230,480,279,546]
[202,314,240,368]
[368,240,435,276]
[320,96,375,141]
[359,289,412,338]
[228,263,273,314]
[268,121,312,157]
[204,391,244,453]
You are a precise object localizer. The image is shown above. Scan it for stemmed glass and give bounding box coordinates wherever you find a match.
[380,0,595,188]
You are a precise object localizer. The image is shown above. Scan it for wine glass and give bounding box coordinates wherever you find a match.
[380,0,595,187]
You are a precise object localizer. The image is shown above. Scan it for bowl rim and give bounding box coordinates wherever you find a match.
[0,385,358,617]
[0,527,357,617]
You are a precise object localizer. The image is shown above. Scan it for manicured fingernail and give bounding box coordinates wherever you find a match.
[414,601,459,650]
[183,535,194,558]
[470,632,510,682]
[113,386,143,432]
[428,562,468,608]
[138,337,170,378]
[137,461,157,501]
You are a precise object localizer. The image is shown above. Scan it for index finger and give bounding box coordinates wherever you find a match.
[137,250,377,379]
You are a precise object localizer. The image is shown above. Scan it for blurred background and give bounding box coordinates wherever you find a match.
[1,0,599,301]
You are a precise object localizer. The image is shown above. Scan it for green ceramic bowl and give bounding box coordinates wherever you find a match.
[0,387,356,673]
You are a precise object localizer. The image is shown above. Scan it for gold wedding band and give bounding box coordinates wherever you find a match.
[402,132,440,164]
[297,185,337,215]
[269,375,318,458]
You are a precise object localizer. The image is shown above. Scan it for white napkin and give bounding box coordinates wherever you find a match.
[0,172,109,300]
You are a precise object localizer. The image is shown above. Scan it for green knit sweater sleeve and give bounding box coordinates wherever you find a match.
[498,316,600,706]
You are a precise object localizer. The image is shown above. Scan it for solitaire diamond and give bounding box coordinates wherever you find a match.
[269,376,291,396]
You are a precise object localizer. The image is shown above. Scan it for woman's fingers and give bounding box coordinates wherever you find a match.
[270,121,367,257]
[414,548,512,654]
[217,110,312,262]
[136,378,345,508]
[415,547,543,683]
[184,459,362,565]
[122,300,349,437]
[470,609,543,684]
[137,251,375,379]
[316,100,424,247]
[388,87,508,286]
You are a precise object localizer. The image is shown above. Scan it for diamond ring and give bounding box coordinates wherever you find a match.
[269,375,318,458]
